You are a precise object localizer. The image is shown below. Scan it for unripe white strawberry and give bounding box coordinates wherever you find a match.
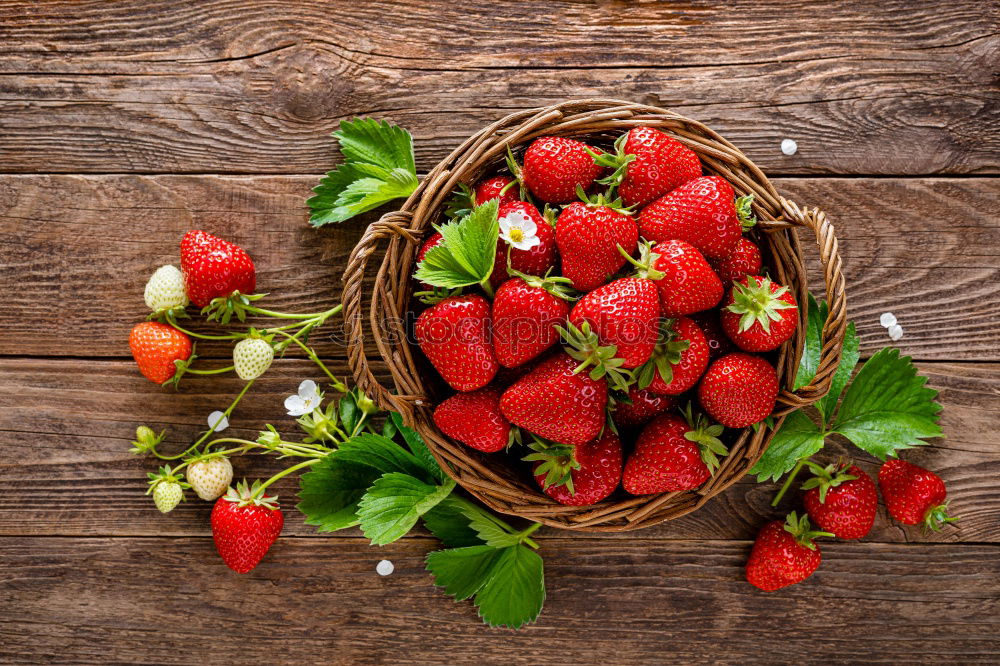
[187,456,233,501]
[233,338,274,380]
[153,481,184,513]
[144,265,189,312]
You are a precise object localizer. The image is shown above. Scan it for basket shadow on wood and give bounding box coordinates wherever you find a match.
[343,99,847,532]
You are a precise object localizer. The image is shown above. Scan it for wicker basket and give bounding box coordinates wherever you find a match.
[343,99,847,532]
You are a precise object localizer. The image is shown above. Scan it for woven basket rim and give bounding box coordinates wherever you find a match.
[342,98,847,532]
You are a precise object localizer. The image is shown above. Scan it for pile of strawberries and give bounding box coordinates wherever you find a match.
[414,128,800,506]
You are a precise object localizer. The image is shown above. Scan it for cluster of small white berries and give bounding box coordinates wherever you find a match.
[880,312,904,341]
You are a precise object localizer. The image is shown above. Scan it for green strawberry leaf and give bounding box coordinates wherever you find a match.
[357,473,456,545]
[792,293,824,390]
[296,456,381,531]
[462,508,522,548]
[815,321,860,426]
[471,544,545,629]
[426,545,505,600]
[413,199,499,290]
[332,433,433,483]
[750,410,827,483]
[390,411,446,483]
[307,118,418,226]
[830,347,942,460]
[421,497,485,548]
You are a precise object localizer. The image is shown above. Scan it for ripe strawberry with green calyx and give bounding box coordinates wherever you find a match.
[588,126,702,208]
[488,201,559,289]
[520,136,603,204]
[433,387,514,453]
[500,352,608,447]
[180,230,256,308]
[232,334,275,381]
[211,479,285,574]
[802,461,877,540]
[746,512,832,591]
[555,187,639,292]
[556,320,634,393]
[129,321,193,385]
[146,465,190,514]
[569,276,660,369]
[627,239,723,317]
[698,352,778,428]
[611,388,676,430]
[720,275,798,352]
[635,316,709,395]
[878,459,957,531]
[712,237,762,284]
[622,404,728,495]
[526,431,623,506]
[415,294,499,392]
[492,271,573,368]
[639,176,753,261]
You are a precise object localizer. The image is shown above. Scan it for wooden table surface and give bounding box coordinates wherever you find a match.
[1,1,998,663]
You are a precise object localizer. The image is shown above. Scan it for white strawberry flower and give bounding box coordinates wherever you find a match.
[207,410,229,432]
[498,209,541,251]
[144,265,189,312]
[285,380,322,416]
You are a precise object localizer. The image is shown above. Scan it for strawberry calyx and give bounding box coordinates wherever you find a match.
[522,437,580,494]
[444,182,476,220]
[224,479,280,510]
[163,343,199,389]
[736,194,757,231]
[505,146,532,202]
[586,133,636,190]
[557,320,634,392]
[202,290,269,325]
[726,276,796,333]
[574,184,634,215]
[801,460,858,504]
[922,501,958,533]
[130,426,166,455]
[145,464,190,494]
[509,266,579,301]
[413,286,464,305]
[680,402,728,474]
[634,319,690,390]
[783,511,834,551]
[619,240,666,281]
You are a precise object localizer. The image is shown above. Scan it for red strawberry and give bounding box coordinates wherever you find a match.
[622,406,727,494]
[593,126,702,208]
[878,459,957,530]
[521,136,603,204]
[636,316,709,395]
[489,201,559,289]
[611,388,676,429]
[415,232,444,289]
[500,353,608,446]
[180,230,256,308]
[433,387,512,453]
[415,294,498,392]
[639,176,753,261]
[527,431,623,506]
[211,480,284,574]
[713,237,762,283]
[802,462,878,539]
[720,275,798,353]
[129,322,192,385]
[690,311,736,361]
[474,175,520,206]
[647,239,723,317]
[569,277,660,368]
[556,195,638,292]
[745,512,831,591]
[492,275,571,368]
[698,353,778,428]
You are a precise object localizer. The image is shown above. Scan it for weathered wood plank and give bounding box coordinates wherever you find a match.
[1,358,995,542]
[1,536,997,664]
[1,175,997,359]
[0,1,996,174]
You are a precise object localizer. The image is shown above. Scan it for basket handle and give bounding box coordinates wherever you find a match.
[342,210,424,422]
[772,197,848,415]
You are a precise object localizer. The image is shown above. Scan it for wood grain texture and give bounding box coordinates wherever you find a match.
[1,536,997,664]
[0,0,997,174]
[1,175,997,359]
[2,358,996,542]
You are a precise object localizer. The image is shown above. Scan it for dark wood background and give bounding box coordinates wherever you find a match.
[1,1,998,663]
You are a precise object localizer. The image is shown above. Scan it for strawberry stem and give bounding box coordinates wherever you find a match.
[771,458,808,507]
[252,458,323,499]
[184,365,235,375]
